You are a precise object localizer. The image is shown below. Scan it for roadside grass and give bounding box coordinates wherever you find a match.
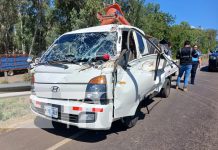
[0,80,9,84]
[23,73,32,82]
[0,96,31,122]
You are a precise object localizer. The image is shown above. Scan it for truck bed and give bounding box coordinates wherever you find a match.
[0,54,29,72]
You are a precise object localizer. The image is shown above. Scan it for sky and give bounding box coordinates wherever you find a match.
[146,0,218,30]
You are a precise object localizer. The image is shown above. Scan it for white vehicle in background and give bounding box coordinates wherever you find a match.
[30,24,178,130]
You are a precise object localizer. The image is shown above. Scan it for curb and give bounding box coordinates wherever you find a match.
[0,82,31,92]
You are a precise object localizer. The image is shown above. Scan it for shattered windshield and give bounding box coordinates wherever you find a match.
[40,32,117,63]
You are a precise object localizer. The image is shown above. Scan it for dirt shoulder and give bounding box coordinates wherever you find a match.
[0,96,35,133]
[0,73,26,83]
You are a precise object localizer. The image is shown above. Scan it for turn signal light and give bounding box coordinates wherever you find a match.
[72,106,83,111]
[89,75,106,84]
[92,108,103,112]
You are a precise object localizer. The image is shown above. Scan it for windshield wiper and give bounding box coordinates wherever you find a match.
[42,60,68,69]
[48,59,79,64]
[35,60,70,69]
[48,60,68,64]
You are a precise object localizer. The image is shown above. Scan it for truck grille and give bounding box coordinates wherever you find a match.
[33,107,79,123]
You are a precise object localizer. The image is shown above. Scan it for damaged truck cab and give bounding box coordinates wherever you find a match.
[30,24,178,130]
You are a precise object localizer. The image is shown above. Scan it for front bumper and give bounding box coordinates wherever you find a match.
[30,95,113,130]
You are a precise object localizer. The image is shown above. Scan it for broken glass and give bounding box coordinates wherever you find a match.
[40,32,118,64]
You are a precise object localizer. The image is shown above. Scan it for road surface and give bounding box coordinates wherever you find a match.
[0,66,218,150]
[0,91,30,98]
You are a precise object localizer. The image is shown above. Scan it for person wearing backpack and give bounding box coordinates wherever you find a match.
[176,41,198,91]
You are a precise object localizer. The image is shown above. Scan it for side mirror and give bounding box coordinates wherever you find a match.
[35,58,40,64]
[27,56,33,63]
[118,49,129,70]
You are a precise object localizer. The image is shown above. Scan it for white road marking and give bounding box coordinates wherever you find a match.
[0,91,30,98]
[46,130,87,150]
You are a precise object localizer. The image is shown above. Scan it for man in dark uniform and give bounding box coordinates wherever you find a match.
[176,41,198,91]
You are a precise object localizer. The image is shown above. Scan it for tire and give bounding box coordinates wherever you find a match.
[52,120,67,129]
[7,70,14,76]
[208,66,213,72]
[121,107,140,128]
[160,78,171,98]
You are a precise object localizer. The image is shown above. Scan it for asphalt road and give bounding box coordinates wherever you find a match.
[0,66,218,150]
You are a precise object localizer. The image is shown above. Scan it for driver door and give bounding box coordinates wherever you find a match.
[114,30,152,118]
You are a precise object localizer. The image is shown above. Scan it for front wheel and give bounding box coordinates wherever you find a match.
[160,78,171,98]
[208,66,213,72]
[121,107,140,128]
[7,70,14,76]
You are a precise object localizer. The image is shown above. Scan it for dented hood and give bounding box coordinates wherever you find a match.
[34,64,102,84]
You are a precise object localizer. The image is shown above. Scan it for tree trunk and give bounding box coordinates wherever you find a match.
[19,11,25,54]
[29,27,37,56]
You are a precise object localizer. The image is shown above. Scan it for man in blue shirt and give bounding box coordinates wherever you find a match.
[191,45,201,85]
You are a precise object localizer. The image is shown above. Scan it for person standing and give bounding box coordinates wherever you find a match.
[176,41,198,91]
[159,39,172,57]
[191,45,201,84]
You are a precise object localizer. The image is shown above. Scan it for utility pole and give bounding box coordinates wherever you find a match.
[4,71,8,82]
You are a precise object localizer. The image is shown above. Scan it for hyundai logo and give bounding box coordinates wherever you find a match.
[51,86,60,92]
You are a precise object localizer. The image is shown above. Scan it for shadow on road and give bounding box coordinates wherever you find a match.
[171,79,184,83]
[200,66,209,72]
[200,65,218,73]
[34,117,80,137]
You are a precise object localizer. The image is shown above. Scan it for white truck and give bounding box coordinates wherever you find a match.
[30,24,178,130]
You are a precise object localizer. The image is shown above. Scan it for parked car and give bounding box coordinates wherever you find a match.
[208,49,218,71]
[30,24,178,130]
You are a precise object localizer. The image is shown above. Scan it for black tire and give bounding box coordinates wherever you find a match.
[121,107,140,128]
[52,120,67,129]
[208,66,213,72]
[7,70,14,76]
[160,78,171,98]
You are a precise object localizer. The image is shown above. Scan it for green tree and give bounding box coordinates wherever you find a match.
[70,0,102,30]
[51,0,86,34]
[0,0,18,53]
[169,22,217,56]
[0,0,217,57]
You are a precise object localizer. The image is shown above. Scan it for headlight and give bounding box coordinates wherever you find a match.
[209,56,217,60]
[84,75,108,105]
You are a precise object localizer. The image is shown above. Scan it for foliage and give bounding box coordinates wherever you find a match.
[0,80,9,84]
[0,0,217,56]
[0,0,18,53]
[169,22,217,56]
[0,96,30,122]
[23,73,32,82]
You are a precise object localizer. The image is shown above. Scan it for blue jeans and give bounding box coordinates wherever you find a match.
[176,64,192,88]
